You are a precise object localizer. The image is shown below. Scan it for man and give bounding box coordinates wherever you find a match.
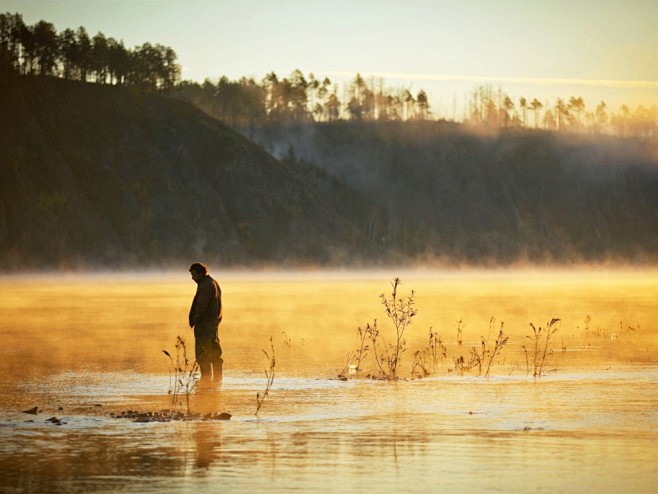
[188,262,223,380]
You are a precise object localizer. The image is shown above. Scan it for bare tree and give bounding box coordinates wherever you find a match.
[519,96,527,127]
[416,89,430,120]
[530,98,543,129]
[568,96,585,130]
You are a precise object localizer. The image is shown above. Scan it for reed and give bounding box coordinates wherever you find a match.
[456,318,464,346]
[523,318,560,378]
[353,323,371,371]
[452,318,508,377]
[411,327,448,378]
[255,336,276,416]
[483,320,509,377]
[467,343,483,375]
[428,327,447,368]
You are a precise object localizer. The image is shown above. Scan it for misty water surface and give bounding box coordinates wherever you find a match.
[0,269,656,493]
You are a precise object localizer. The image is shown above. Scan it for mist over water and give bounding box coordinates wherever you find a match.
[0,268,657,492]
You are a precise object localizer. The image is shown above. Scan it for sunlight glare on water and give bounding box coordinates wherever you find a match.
[0,269,657,493]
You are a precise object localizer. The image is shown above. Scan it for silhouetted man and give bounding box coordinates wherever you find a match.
[188,262,223,380]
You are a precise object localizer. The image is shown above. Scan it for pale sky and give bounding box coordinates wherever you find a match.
[3,0,657,117]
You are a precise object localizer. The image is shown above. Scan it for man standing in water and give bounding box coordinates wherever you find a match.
[189,262,223,380]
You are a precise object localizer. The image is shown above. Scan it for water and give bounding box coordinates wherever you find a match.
[0,269,657,493]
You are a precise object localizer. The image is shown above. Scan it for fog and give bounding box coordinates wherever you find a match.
[1,268,657,493]
[4,75,657,271]
[2,267,656,379]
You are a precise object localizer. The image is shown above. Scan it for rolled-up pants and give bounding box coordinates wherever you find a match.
[194,320,223,377]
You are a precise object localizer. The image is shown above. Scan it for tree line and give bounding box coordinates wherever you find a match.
[2,12,656,137]
[180,73,657,137]
[466,85,657,137]
[0,12,180,91]
[177,70,432,128]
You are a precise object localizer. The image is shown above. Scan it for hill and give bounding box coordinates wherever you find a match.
[1,75,657,270]
[0,76,374,270]
[246,121,658,264]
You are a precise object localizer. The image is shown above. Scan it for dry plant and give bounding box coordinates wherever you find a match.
[449,318,468,374]
[579,314,615,340]
[467,344,483,375]
[342,323,371,376]
[459,320,488,375]
[411,327,448,378]
[456,318,464,346]
[410,350,430,378]
[483,320,509,377]
[368,278,417,379]
[624,321,640,341]
[341,352,355,378]
[255,336,276,416]
[162,336,199,413]
[523,318,560,378]
[452,355,465,374]
[353,323,372,371]
[452,318,508,377]
[428,327,447,367]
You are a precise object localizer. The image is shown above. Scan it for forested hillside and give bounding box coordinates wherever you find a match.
[0,75,374,270]
[1,74,656,270]
[251,122,658,264]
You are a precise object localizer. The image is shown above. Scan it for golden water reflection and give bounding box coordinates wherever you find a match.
[0,269,657,493]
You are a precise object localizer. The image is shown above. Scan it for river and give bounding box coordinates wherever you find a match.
[0,269,656,493]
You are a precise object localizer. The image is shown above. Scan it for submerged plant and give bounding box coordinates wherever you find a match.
[163,336,199,413]
[255,336,276,416]
[523,318,560,378]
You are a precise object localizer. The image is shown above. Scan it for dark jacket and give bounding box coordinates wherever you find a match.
[189,275,222,328]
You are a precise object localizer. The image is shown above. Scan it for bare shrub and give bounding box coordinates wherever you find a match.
[163,336,199,413]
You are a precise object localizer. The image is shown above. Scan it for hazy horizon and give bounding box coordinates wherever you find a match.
[4,0,658,116]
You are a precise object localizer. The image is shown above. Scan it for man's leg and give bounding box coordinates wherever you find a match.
[194,327,212,379]
[211,338,223,380]
[212,357,223,380]
[198,357,211,379]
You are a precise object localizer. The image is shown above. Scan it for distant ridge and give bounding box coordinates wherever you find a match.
[1,75,657,270]
[246,121,658,265]
[0,75,374,270]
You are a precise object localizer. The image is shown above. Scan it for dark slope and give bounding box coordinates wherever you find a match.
[0,76,374,270]
[249,122,658,264]
[2,76,656,270]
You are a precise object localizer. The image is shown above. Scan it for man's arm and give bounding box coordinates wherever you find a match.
[189,279,213,327]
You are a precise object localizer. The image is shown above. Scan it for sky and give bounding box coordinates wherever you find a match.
[3,0,657,118]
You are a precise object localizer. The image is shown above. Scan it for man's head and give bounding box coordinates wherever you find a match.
[189,262,208,283]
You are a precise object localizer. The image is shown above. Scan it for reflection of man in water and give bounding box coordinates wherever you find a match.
[189,262,223,380]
